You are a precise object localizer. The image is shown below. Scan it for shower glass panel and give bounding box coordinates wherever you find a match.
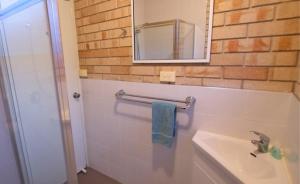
[178,22,195,59]
[0,1,69,184]
[134,19,195,60]
[0,89,22,184]
[135,24,175,60]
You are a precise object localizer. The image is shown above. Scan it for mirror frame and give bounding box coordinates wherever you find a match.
[131,0,215,64]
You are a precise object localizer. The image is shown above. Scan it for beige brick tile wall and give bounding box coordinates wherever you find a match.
[75,0,300,93]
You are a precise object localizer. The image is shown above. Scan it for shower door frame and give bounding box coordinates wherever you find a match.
[0,0,78,183]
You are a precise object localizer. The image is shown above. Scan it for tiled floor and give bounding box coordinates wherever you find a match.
[78,168,121,184]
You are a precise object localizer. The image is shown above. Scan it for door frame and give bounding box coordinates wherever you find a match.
[0,0,78,183]
[46,0,78,183]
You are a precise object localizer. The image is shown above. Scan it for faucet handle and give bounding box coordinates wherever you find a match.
[250,131,270,142]
[250,131,270,153]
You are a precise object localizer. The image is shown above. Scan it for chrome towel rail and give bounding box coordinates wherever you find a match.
[115,90,196,110]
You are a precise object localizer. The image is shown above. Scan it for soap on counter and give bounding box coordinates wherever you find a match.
[269,146,282,160]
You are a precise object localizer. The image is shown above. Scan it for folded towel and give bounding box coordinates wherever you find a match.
[152,101,177,147]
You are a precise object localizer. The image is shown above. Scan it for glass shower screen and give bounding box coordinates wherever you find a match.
[0,1,69,184]
[134,20,195,60]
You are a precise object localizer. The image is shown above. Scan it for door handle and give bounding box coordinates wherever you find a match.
[73,92,80,99]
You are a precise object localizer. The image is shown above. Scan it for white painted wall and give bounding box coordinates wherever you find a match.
[0,90,21,184]
[285,95,300,184]
[81,79,298,184]
[136,0,206,26]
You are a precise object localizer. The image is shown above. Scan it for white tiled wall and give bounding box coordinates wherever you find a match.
[285,95,300,184]
[81,79,298,184]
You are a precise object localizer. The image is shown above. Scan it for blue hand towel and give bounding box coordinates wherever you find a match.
[152,101,177,148]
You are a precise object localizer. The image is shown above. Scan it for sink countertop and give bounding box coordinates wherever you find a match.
[192,131,291,184]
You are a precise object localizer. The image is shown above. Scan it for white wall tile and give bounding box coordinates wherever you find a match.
[81,79,298,184]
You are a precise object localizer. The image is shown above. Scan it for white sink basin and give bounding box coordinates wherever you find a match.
[192,131,291,184]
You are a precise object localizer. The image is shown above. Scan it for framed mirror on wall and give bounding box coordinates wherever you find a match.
[132,0,214,64]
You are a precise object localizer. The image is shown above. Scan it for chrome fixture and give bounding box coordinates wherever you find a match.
[250,131,270,153]
[115,90,196,110]
[73,92,81,99]
[119,28,127,37]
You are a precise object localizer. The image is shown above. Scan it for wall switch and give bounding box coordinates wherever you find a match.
[79,69,88,78]
[160,71,176,83]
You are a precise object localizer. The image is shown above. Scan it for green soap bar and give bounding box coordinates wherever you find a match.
[270,146,282,160]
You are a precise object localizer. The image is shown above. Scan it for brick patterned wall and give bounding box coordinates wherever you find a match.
[74,0,300,93]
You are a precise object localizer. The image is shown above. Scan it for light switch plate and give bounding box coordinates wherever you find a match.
[160,71,176,83]
[79,69,88,78]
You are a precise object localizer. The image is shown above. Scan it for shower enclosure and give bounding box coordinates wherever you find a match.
[0,0,78,183]
[134,19,195,60]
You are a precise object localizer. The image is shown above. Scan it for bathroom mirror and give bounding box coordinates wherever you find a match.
[132,0,214,63]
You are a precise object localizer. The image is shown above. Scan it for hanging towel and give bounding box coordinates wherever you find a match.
[152,101,177,147]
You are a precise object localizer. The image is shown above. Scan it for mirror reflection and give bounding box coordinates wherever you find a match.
[133,0,212,62]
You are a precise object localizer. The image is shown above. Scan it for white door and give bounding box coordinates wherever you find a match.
[57,0,87,172]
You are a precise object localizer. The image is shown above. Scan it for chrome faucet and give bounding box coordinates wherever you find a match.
[250,131,270,153]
